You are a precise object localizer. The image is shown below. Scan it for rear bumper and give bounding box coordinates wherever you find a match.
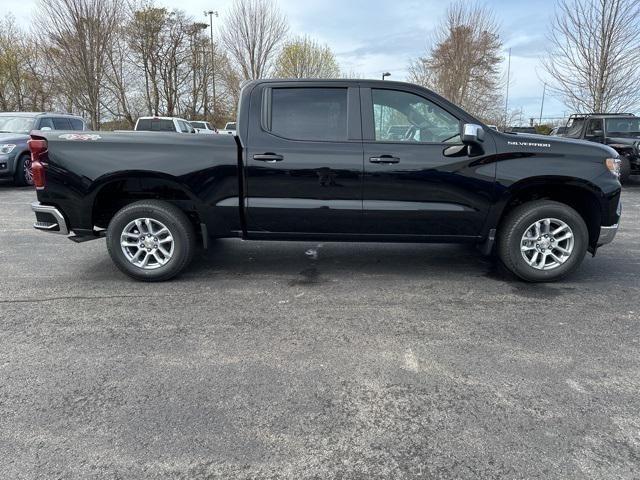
[31,202,69,235]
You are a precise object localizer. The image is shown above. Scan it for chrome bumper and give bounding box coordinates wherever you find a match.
[31,202,69,235]
[598,224,618,246]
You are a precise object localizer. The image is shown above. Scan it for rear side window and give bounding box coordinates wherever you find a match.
[52,118,72,130]
[69,118,84,130]
[268,88,348,142]
[137,119,176,132]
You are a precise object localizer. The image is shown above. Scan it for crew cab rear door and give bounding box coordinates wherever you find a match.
[360,85,495,237]
[244,82,363,234]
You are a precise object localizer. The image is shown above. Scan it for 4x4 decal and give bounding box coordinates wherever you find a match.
[58,133,101,141]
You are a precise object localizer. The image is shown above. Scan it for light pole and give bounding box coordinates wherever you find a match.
[382,72,391,81]
[204,10,218,121]
[539,82,546,125]
[504,48,511,128]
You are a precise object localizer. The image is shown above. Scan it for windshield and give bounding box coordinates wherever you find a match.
[606,118,640,137]
[0,116,35,134]
[565,118,585,138]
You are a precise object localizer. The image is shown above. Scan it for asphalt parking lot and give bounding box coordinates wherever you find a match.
[1,180,639,479]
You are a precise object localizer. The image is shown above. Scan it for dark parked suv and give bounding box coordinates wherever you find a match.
[563,113,640,184]
[0,112,85,186]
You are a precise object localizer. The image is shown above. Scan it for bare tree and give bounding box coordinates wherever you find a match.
[102,7,139,127]
[220,0,288,80]
[127,5,167,116]
[274,36,340,78]
[543,0,640,113]
[407,2,504,121]
[36,0,123,129]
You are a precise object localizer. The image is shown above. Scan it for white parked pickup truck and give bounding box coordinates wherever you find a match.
[134,117,196,134]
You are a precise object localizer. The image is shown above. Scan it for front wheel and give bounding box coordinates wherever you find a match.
[106,200,196,282]
[497,200,589,282]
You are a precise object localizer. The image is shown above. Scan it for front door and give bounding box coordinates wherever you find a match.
[360,87,495,238]
[245,84,363,234]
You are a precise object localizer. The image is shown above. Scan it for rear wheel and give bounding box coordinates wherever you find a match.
[13,153,33,186]
[106,200,196,282]
[498,200,588,282]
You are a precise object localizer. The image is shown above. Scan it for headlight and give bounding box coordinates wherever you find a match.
[0,144,16,154]
[605,157,621,178]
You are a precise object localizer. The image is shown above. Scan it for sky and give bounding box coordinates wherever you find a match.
[2,0,570,122]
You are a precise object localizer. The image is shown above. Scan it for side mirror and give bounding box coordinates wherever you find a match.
[462,123,485,145]
[40,126,52,131]
[588,129,604,137]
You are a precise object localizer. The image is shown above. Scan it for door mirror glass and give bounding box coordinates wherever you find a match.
[462,123,485,145]
[40,126,52,131]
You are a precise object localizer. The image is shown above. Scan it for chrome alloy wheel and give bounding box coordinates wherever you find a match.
[24,156,34,185]
[520,218,575,271]
[120,218,174,270]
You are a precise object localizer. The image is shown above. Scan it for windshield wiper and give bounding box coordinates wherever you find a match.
[0,130,12,133]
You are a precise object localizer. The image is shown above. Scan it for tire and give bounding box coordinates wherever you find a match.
[619,156,631,185]
[497,200,589,283]
[13,153,33,187]
[106,200,196,282]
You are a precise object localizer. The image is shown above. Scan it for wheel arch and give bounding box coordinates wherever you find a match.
[490,177,603,249]
[90,172,206,233]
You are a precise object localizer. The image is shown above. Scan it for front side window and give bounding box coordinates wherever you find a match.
[586,119,603,136]
[372,89,460,143]
[37,118,54,130]
[269,88,348,142]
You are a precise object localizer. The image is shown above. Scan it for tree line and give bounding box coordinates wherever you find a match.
[1,0,638,130]
[0,0,343,130]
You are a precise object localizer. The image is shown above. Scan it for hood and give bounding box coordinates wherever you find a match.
[0,132,29,144]
[498,131,619,159]
[607,136,640,146]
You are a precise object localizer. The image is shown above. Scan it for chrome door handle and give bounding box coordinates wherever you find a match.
[253,153,284,163]
[369,155,400,164]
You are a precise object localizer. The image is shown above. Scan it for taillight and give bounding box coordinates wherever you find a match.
[28,138,47,190]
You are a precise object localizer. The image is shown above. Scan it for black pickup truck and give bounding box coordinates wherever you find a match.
[29,79,622,282]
